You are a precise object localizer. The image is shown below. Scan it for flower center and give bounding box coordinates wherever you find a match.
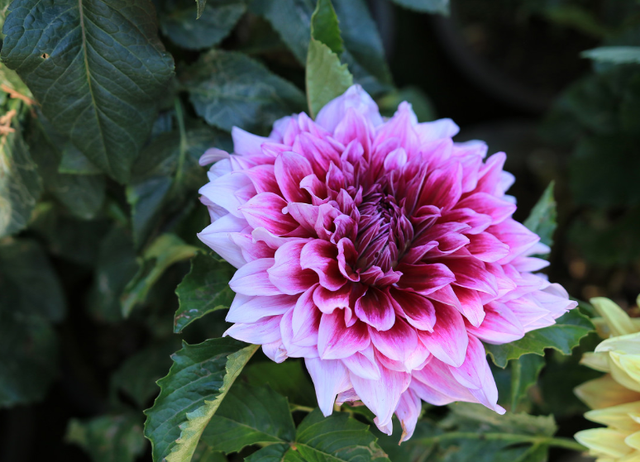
[355,186,413,272]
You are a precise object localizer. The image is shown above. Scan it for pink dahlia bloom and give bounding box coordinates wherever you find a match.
[198,85,577,440]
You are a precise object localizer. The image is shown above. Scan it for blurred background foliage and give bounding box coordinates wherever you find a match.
[0,0,639,460]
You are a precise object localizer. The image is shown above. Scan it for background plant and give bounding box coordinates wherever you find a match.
[0,0,638,461]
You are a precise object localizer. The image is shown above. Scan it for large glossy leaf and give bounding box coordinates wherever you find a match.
[1,0,175,183]
[159,0,246,50]
[174,253,235,333]
[183,50,305,133]
[66,413,146,462]
[0,121,41,238]
[486,309,593,368]
[201,383,296,453]
[144,338,259,462]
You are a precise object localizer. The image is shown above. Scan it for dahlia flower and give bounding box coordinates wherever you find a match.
[575,297,640,462]
[198,85,577,440]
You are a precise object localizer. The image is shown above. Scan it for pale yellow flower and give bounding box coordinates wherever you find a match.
[575,297,640,462]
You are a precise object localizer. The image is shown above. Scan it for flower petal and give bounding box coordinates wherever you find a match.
[351,366,411,427]
[305,358,352,416]
[418,302,469,367]
[229,258,281,296]
[268,240,317,295]
[355,287,396,331]
[318,312,370,359]
[226,294,297,323]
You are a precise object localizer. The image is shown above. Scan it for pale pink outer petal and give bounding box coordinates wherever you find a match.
[351,366,411,427]
[223,315,282,344]
[305,358,352,416]
[226,294,297,323]
[315,85,383,133]
[229,258,281,296]
[396,388,422,442]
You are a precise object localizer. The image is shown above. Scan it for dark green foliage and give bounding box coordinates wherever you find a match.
[174,253,235,333]
[1,0,175,182]
[183,50,306,133]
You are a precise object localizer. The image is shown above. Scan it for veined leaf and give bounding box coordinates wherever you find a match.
[390,0,449,15]
[121,233,199,317]
[486,309,594,368]
[1,0,175,183]
[292,409,391,461]
[174,253,235,333]
[523,182,556,249]
[201,383,296,453]
[306,39,353,118]
[0,120,41,238]
[66,413,146,462]
[160,0,246,51]
[143,338,259,462]
[183,50,306,133]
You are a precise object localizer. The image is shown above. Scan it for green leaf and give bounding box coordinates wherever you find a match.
[408,404,582,462]
[310,0,343,55]
[0,238,62,407]
[245,444,290,462]
[174,253,235,333]
[127,112,223,245]
[523,182,556,249]
[485,309,594,368]
[389,0,449,14]
[0,310,58,407]
[293,409,390,462]
[121,233,199,317]
[66,413,146,462]
[242,360,317,407]
[196,0,206,19]
[183,50,306,133]
[28,117,105,220]
[1,0,175,183]
[59,144,103,175]
[144,338,259,462]
[201,383,296,453]
[89,225,140,322]
[251,0,392,96]
[0,238,66,321]
[582,47,640,65]
[0,121,42,238]
[509,354,546,411]
[306,39,353,118]
[110,340,180,408]
[160,0,246,51]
